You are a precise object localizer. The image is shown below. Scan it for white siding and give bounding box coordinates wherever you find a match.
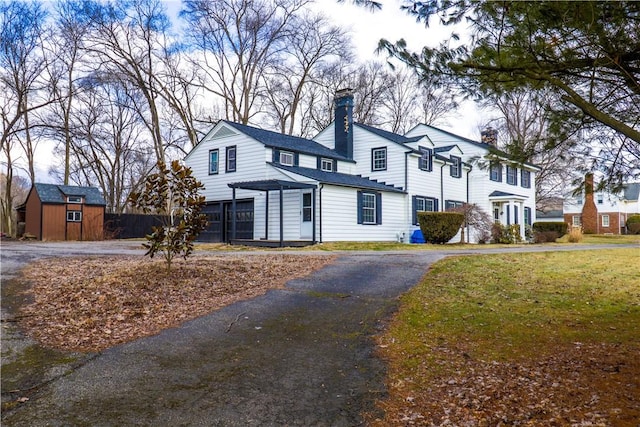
[319,185,407,242]
[351,127,407,190]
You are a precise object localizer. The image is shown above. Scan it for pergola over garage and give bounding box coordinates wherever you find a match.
[228,179,317,247]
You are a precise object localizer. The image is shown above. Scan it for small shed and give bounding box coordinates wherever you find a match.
[18,183,106,241]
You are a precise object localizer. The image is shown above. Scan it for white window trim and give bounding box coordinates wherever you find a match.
[67,211,82,222]
[320,158,333,172]
[279,151,294,166]
[601,214,610,227]
[362,193,376,224]
[209,149,219,175]
[372,147,387,171]
[572,215,581,226]
[66,195,82,203]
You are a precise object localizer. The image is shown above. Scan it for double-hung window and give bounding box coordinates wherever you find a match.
[506,165,517,185]
[450,156,462,178]
[597,193,604,205]
[357,191,381,225]
[66,211,82,222]
[371,147,387,171]
[412,196,437,225]
[602,214,610,227]
[418,147,433,171]
[320,158,334,172]
[490,162,502,182]
[226,146,236,172]
[279,151,294,166]
[445,200,464,211]
[521,169,531,188]
[209,149,219,175]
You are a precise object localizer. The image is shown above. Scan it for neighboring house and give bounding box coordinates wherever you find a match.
[536,197,565,223]
[563,173,640,234]
[185,89,538,245]
[17,183,106,241]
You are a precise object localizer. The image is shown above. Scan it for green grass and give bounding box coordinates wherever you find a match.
[194,233,639,252]
[385,248,640,375]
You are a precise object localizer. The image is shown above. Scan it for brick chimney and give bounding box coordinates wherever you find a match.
[581,173,597,233]
[481,127,498,146]
[334,88,354,159]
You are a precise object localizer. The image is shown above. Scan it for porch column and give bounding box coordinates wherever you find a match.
[312,187,316,244]
[265,191,269,240]
[279,186,284,247]
[519,201,525,240]
[231,187,237,241]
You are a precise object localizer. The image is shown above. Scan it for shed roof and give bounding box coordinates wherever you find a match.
[33,183,106,205]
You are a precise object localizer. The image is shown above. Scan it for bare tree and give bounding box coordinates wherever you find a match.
[181,0,310,125]
[482,89,578,209]
[262,11,351,135]
[0,0,53,235]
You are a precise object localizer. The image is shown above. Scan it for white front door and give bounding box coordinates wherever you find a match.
[300,191,312,239]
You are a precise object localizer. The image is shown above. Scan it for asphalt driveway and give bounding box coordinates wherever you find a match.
[1,241,444,426]
[2,241,636,426]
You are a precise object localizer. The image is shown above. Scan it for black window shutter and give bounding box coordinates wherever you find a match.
[357,191,363,224]
[272,149,280,163]
[294,152,299,166]
[412,196,417,225]
[333,160,337,172]
[316,157,321,169]
[375,192,382,224]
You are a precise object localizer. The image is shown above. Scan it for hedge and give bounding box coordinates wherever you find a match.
[627,214,640,235]
[417,212,464,244]
[532,221,568,235]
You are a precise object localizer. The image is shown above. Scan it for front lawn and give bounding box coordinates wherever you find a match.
[369,248,640,425]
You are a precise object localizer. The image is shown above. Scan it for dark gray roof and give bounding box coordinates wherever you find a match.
[536,209,564,219]
[34,183,106,205]
[624,183,640,201]
[489,190,528,198]
[223,121,354,162]
[354,123,421,145]
[434,145,457,153]
[228,180,316,191]
[271,164,405,193]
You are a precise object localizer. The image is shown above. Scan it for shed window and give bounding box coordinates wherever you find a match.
[67,211,82,222]
[371,147,387,171]
[279,151,294,166]
[67,196,82,203]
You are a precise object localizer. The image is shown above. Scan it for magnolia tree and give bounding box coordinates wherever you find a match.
[129,160,208,271]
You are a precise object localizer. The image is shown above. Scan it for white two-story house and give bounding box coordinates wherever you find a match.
[184,89,538,245]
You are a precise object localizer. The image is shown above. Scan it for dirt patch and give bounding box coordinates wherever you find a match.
[368,341,640,426]
[16,254,335,352]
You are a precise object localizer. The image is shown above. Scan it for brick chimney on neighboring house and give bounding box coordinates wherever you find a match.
[334,88,354,159]
[581,173,598,233]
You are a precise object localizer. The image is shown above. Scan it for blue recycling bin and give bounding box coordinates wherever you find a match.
[410,229,425,244]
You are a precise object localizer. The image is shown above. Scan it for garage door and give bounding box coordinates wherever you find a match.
[198,200,254,242]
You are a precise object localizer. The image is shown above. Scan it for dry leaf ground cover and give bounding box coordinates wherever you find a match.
[369,248,640,426]
[17,254,334,352]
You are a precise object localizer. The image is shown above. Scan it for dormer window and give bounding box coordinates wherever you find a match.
[279,151,294,166]
[67,195,82,203]
[320,158,333,172]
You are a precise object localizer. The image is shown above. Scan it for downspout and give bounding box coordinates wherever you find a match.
[440,163,446,211]
[319,184,323,243]
[466,164,472,243]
